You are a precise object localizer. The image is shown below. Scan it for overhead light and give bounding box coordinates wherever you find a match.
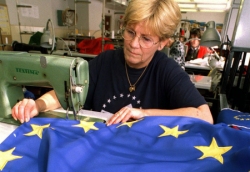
[175,0,191,2]
[176,0,229,2]
[176,0,230,12]
[200,9,225,12]
[178,4,196,8]
[200,21,221,47]
[109,0,127,6]
[121,0,127,5]
[197,4,227,9]
[193,0,228,3]
[180,8,197,12]
[75,0,91,3]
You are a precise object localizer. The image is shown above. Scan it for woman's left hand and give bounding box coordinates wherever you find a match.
[106,107,147,126]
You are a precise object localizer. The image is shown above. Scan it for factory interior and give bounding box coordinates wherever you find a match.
[0,0,250,171]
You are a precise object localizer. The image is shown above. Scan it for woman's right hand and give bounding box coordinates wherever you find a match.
[11,98,40,123]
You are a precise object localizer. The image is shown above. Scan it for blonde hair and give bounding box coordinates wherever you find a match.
[122,0,181,40]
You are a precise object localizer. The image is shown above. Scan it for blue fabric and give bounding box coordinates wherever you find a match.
[217,108,250,131]
[24,90,35,100]
[1,116,250,171]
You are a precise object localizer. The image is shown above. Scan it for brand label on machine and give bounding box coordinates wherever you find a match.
[16,68,39,75]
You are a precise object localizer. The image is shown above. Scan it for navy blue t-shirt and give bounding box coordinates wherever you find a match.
[84,49,206,114]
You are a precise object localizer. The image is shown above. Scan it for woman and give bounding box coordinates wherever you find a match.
[165,37,185,70]
[12,0,213,125]
[185,28,209,61]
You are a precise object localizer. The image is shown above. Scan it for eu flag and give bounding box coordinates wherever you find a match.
[1,115,250,171]
[217,108,250,131]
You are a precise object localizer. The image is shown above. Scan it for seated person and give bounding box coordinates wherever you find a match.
[12,0,213,125]
[165,37,185,70]
[185,28,209,61]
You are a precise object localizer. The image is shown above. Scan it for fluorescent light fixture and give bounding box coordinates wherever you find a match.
[75,0,91,3]
[175,0,191,2]
[178,4,196,8]
[197,4,227,9]
[121,0,127,5]
[193,0,228,3]
[110,0,127,5]
[176,0,230,12]
[199,9,225,12]
[180,8,197,12]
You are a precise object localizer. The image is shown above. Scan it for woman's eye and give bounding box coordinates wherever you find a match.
[142,36,152,42]
[127,30,134,35]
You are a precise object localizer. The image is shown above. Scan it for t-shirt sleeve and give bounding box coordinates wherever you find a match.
[163,64,207,109]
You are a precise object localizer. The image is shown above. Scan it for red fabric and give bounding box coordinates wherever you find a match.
[197,46,209,58]
[77,37,114,55]
[194,75,203,82]
[185,42,209,59]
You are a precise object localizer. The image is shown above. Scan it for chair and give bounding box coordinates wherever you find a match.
[219,0,250,113]
[220,50,250,112]
[184,45,188,57]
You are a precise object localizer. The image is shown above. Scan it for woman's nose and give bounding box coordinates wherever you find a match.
[129,35,141,48]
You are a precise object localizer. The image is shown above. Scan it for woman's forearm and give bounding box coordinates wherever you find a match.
[35,90,61,112]
[143,104,213,124]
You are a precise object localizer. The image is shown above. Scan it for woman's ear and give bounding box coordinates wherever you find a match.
[158,39,170,51]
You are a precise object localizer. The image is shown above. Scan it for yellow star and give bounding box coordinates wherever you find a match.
[24,123,50,139]
[158,125,188,138]
[73,121,99,133]
[194,137,232,164]
[116,119,142,128]
[0,147,22,171]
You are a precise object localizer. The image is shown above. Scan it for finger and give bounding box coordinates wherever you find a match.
[107,109,128,126]
[17,100,29,123]
[107,112,122,126]
[18,99,32,123]
[109,107,131,125]
[11,101,21,121]
[121,114,131,123]
[120,108,131,123]
[23,99,35,122]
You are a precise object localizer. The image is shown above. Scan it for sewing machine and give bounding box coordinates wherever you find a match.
[0,51,89,124]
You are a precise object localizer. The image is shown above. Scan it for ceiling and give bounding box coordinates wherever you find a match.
[175,0,232,12]
[105,0,128,11]
[104,0,232,12]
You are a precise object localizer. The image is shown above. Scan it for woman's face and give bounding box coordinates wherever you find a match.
[123,22,167,68]
[189,35,200,48]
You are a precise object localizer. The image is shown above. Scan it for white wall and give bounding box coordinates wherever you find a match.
[3,0,228,43]
[181,12,226,25]
[5,0,92,43]
[7,0,54,26]
[5,0,72,43]
[89,0,103,36]
[179,11,227,40]
[88,0,124,37]
[67,0,90,34]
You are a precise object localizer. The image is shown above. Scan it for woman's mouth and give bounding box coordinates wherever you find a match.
[127,49,140,57]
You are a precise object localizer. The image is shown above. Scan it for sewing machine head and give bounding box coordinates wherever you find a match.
[0,51,89,123]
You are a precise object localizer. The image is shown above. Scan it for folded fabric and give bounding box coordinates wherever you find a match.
[189,57,208,66]
[77,37,114,55]
[217,108,250,132]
